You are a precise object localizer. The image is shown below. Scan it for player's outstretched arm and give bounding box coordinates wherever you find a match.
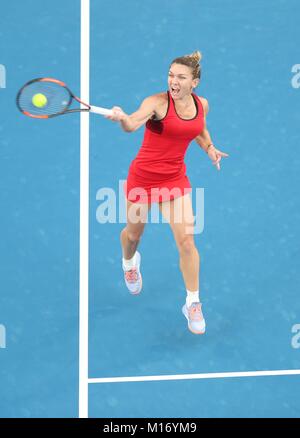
[105,96,157,132]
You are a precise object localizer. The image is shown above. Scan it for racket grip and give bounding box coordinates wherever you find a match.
[90,105,113,116]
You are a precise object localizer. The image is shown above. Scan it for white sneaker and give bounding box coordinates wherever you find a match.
[122,251,142,295]
[182,302,206,334]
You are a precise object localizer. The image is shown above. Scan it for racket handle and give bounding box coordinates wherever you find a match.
[90,105,113,116]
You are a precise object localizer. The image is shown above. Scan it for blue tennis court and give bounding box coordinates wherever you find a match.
[0,0,300,418]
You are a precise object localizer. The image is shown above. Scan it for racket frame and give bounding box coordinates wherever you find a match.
[16,77,111,119]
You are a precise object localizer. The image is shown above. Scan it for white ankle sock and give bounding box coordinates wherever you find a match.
[122,252,137,271]
[186,289,200,308]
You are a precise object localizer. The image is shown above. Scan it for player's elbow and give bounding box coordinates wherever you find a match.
[121,118,135,133]
[123,126,134,133]
[126,117,142,132]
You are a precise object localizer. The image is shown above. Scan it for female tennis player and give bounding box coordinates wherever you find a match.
[106,51,228,334]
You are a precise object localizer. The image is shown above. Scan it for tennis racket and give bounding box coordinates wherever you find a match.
[16,77,113,119]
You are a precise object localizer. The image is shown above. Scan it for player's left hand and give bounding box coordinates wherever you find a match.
[207,146,229,171]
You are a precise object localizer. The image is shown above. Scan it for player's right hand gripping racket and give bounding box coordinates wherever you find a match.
[16,77,113,119]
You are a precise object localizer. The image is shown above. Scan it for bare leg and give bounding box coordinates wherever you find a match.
[120,200,150,260]
[159,193,206,334]
[159,194,200,292]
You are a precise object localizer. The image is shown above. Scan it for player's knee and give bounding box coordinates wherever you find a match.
[127,229,143,243]
[178,235,196,256]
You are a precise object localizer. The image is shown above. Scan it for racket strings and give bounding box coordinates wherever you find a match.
[17,81,72,116]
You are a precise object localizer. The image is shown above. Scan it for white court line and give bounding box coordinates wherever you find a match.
[88,369,300,384]
[79,0,90,419]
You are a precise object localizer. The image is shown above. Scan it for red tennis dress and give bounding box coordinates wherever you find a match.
[125,91,204,204]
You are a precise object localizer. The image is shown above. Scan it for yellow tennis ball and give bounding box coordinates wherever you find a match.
[32,93,48,108]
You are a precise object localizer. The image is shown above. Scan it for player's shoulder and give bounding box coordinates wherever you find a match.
[197,96,209,115]
[140,93,166,106]
[141,93,168,113]
[147,92,168,103]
